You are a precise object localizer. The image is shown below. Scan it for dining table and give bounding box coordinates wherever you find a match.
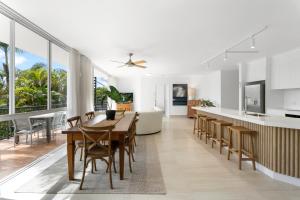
[29,113,55,143]
[62,112,136,181]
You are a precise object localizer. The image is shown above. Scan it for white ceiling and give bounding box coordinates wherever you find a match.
[2,0,300,77]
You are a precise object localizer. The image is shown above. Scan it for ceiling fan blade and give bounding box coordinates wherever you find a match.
[134,64,147,69]
[133,60,146,65]
[117,64,127,68]
[111,60,126,64]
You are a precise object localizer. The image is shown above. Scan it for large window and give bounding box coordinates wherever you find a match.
[15,23,48,113]
[51,44,68,108]
[0,14,10,115]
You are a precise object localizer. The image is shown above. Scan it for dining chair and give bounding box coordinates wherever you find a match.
[12,118,44,147]
[79,124,117,190]
[51,111,66,138]
[67,116,84,160]
[85,111,95,120]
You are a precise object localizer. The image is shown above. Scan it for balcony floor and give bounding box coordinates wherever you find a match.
[0,131,66,179]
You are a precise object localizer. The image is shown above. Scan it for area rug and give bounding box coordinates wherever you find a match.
[15,136,166,194]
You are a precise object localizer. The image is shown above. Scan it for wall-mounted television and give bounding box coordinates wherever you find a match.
[120,93,133,103]
[244,80,265,114]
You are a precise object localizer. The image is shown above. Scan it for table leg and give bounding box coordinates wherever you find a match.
[46,119,51,143]
[67,135,75,180]
[119,135,125,180]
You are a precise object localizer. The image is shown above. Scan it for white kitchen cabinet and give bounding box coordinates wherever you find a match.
[271,48,300,89]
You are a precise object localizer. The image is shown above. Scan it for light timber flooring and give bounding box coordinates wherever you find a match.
[1,116,300,200]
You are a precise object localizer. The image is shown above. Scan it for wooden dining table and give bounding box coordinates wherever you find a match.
[62,112,136,180]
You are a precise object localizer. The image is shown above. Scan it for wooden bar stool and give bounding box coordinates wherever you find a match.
[211,120,233,153]
[193,113,206,136]
[200,116,216,144]
[227,126,256,170]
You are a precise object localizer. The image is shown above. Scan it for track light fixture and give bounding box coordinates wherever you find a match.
[200,25,268,66]
[223,51,228,61]
[251,36,255,49]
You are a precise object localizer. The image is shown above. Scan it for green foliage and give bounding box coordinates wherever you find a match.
[200,99,215,107]
[106,85,122,103]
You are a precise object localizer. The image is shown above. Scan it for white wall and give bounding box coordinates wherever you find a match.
[117,72,222,115]
[221,70,239,109]
[194,71,221,107]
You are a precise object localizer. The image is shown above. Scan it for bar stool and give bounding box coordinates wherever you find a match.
[227,126,256,170]
[199,116,216,144]
[193,113,206,137]
[211,120,233,154]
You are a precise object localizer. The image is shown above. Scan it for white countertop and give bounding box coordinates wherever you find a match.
[192,107,300,129]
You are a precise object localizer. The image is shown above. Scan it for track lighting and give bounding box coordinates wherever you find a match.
[200,25,268,66]
[223,51,228,61]
[251,36,255,49]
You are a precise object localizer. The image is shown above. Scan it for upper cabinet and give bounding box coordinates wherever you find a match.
[271,48,300,89]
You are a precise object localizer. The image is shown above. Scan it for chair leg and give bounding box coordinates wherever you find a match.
[128,146,133,173]
[30,133,33,145]
[93,159,97,171]
[80,147,83,161]
[109,156,113,189]
[113,153,117,173]
[238,134,242,170]
[79,156,87,190]
[250,135,256,170]
[227,130,232,160]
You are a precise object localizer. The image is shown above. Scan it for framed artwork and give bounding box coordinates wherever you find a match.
[173,84,188,106]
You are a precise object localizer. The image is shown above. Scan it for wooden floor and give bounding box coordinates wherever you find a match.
[0,131,66,179]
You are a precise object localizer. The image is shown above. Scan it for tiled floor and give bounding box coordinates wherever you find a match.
[0,130,66,179]
[1,116,300,200]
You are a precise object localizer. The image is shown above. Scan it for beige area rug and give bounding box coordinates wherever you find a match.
[15,136,166,194]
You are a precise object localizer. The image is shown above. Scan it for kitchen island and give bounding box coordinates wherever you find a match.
[193,106,300,180]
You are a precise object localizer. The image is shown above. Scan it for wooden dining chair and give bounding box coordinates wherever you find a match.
[79,124,117,190]
[85,111,95,120]
[67,116,82,128]
[67,116,84,160]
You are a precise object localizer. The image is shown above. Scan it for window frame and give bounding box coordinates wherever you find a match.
[0,5,71,116]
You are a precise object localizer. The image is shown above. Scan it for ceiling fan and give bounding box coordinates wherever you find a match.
[111,53,147,69]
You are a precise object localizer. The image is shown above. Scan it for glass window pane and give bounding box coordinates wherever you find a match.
[51,44,68,108]
[15,23,48,113]
[0,14,10,115]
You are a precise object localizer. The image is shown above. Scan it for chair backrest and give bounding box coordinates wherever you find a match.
[79,125,115,154]
[13,118,30,132]
[85,111,95,120]
[53,112,63,125]
[67,116,82,127]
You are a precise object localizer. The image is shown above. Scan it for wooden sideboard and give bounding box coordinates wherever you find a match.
[187,100,201,118]
[116,103,133,111]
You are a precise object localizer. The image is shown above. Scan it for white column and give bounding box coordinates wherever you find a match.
[9,20,15,114]
[238,63,246,113]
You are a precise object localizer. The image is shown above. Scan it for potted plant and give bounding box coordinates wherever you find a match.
[100,86,122,120]
[200,99,216,107]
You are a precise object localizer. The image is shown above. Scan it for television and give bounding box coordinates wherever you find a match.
[120,93,133,103]
[244,80,265,114]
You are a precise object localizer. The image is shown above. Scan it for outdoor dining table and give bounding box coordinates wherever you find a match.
[62,112,136,181]
[29,113,55,143]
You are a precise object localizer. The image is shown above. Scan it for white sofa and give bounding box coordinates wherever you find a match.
[136,107,163,135]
